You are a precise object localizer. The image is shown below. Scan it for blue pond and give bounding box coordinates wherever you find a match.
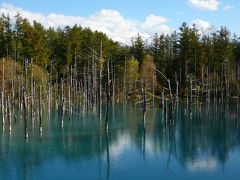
[0,103,240,180]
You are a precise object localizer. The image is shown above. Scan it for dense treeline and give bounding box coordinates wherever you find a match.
[0,13,124,81]
[0,13,240,104]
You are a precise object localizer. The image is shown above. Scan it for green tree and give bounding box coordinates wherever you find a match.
[178,23,200,86]
[3,14,13,58]
[140,54,156,89]
[0,14,6,58]
[131,34,145,65]
[212,26,233,74]
[126,56,139,91]
[32,21,48,68]
[150,33,165,73]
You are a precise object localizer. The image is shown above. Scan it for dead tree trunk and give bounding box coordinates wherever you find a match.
[141,80,146,113]
[7,95,11,133]
[22,88,28,139]
[2,59,5,125]
[111,60,115,106]
[39,86,42,133]
[99,41,103,119]
[61,79,65,127]
[105,58,111,131]
[152,71,155,107]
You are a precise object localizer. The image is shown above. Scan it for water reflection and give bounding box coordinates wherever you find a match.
[0,103,240,179]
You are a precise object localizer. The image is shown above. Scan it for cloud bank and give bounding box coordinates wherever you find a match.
[187,0,220,11]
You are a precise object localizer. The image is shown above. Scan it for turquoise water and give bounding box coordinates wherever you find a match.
[0,103,240,180]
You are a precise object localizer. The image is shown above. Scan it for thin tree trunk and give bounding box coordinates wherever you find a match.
[23,88,28,139]
[105,57,110,131]
[39,86,42,133]
[2,59,5,125]
[141,80,146,113]
[99,41,103,121]
[61,79,65,127]
[152,71,155,107]
[7,96,11,133]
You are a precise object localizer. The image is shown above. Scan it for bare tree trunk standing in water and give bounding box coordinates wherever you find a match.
[22,88,28,139]
[99,41,103,123]
[7,95,11,133]
[105,57,110,131]
[61,79,65,127]
[141,80,146,114]
[39,86,42,134]
[2,59,5,125]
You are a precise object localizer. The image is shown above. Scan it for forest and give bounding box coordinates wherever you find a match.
[0,13,240,134]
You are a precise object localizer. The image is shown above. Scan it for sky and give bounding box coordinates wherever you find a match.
[0,0,239,44]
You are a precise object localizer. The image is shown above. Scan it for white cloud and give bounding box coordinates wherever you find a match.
[0,3,173,44]
[141,14,172,40]
[223,5,234,11]
[187,0,220,11]
[143,14,168,27]
[192,19,213,34]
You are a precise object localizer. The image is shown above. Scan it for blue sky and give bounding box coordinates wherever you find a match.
[0,0,239,43]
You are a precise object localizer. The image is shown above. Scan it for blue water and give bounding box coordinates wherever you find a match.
[0,103,240,180]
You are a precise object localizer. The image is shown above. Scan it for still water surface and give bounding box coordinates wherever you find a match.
[0,103,240,180]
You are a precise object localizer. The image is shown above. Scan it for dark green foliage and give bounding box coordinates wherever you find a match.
[0,14,240,98]
[212,27,233,73]
[131,34,145,66]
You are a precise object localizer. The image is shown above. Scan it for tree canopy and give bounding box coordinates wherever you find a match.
[0,14,240,97]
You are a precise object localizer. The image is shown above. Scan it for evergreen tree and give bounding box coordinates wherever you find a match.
[131,34,145,65]
[212,27,233,74]
[32,21,48,68]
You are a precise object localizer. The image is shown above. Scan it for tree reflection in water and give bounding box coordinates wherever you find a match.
[0,103,240,179]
